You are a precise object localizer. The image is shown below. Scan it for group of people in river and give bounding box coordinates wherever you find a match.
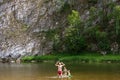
[55,61,71,78]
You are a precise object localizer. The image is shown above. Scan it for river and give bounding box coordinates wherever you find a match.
[0,62,120,80]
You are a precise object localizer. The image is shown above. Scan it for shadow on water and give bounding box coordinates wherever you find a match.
[0,62,120,80]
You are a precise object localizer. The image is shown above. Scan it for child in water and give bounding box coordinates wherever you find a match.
[63,67,68,77]
[55,61,65,78]
[63,67,72,78]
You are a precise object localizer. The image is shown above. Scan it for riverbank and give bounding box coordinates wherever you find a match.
[21,52,120,63]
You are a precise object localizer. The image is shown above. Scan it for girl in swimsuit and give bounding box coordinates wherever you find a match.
[55,61,65,78]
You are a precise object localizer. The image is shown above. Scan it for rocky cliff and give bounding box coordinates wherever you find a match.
[0,0,66,58]
[0,0,119,59]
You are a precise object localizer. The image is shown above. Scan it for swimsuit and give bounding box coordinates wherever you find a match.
[58,71,62,75]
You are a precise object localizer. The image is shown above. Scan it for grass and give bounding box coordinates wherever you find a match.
[21,52,120,63]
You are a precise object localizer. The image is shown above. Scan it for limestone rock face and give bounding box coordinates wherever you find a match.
[0,0,118,58]
[0,0,68,58]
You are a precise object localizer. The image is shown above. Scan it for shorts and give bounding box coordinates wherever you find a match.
[58,71,62,75]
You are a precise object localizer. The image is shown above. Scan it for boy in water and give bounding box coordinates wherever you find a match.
[55,61,65,78]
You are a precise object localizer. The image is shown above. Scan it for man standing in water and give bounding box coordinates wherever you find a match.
[55,61,65,78]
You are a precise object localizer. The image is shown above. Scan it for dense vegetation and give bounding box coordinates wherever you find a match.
[44,0,120,55]
[21,53,120,63]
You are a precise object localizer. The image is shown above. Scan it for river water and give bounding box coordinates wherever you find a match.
[0,62,120,80]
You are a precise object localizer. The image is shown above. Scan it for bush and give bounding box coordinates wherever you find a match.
[64,35,86,53]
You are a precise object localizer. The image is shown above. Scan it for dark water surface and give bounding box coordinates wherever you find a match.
[0,62,120,80]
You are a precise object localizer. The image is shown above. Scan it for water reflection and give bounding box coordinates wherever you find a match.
[0,63,120,80]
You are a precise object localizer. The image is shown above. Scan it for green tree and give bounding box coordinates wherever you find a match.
[64,10,86,53]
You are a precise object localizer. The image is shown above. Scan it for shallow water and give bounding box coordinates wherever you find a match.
[0,63,120,80]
